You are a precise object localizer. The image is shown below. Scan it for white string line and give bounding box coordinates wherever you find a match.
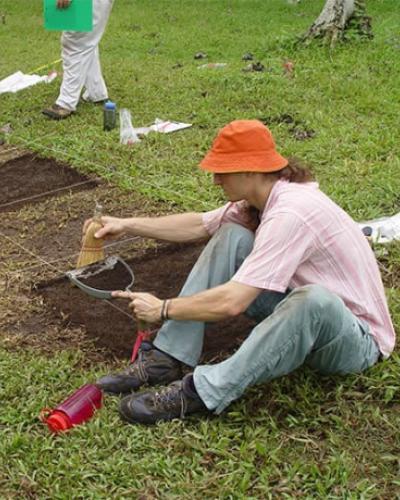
[0,230,60,272]
[2,133,209,273]
[0,229,135,321]
[14,135,215,210]
[5,235,142,275]
[0,178,100,210]
[0,132,215,322]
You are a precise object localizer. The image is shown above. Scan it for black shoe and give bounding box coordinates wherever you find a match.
[119,374,208,425]
[96,342,182,394]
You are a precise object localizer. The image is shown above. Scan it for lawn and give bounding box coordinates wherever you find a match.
[0,0,399,498]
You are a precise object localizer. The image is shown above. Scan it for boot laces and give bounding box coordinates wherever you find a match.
[154,384,186,418]
[125,349,149,383]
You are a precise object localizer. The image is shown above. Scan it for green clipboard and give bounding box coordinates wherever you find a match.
[44,0,93,32]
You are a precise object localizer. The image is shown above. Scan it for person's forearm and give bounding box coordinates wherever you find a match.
[121,212,209,242]
[167,284,244,322]
[115,282,261,324]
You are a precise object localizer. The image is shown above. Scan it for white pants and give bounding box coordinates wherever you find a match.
[56,0,114,111]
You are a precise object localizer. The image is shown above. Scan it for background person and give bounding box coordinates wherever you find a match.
[43,0,114,120]
[90,120,395,425]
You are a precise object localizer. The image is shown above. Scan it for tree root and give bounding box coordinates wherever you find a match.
[300,0,372,47]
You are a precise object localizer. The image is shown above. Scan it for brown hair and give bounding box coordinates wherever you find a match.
[240,158,314,230]
[272,157,314,183]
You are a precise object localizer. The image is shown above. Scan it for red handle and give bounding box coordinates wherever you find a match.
[130,329,152,362]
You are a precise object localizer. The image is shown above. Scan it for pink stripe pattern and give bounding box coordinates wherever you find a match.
[202,180,395,358]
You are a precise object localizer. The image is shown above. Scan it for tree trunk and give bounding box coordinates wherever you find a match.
[302,0,372,46]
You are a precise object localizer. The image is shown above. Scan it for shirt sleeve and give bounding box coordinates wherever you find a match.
[202,201,255,236]
[233,211,316,292]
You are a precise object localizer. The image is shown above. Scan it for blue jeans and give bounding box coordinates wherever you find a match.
[154,223,381,413]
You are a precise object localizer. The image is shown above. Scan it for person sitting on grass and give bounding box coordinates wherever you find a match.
[90,119,395,425]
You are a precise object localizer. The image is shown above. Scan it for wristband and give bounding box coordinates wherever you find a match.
[164,299,170,320]
[161,299,170,321]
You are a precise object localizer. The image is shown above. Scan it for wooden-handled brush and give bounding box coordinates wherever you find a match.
[76,203,105,268]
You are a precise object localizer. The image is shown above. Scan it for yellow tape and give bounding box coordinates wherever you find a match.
[29,58,62,75]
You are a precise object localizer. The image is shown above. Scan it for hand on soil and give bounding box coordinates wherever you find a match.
[112,291,163,323]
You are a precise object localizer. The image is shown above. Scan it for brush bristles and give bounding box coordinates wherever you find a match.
[76,220,104,268]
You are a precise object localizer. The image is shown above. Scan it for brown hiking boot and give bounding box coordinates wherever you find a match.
[42,103,74,120]
[119,374,208,425]
[96,342,182,395]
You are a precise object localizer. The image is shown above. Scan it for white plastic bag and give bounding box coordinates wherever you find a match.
[150,118,192,133]
[359,212,400,243]
[119,108,140,145]
[0,70,57,94]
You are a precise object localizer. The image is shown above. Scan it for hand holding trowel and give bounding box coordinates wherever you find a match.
[67,207,152,361]
[111,290,165,362]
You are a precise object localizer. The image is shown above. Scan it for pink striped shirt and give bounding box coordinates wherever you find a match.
[202,180,395,358]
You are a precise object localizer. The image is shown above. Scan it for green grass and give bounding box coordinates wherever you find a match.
[1,0,399,497]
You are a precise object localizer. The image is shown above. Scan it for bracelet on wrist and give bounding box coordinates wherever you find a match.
[161,299,170,321]
[165,299,170,320]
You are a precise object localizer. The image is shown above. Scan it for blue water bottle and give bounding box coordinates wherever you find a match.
[103,101,116,131]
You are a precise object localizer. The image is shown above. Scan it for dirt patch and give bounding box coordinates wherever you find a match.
[2,189,254,364]
[0,171,188,364]
[37,243,255,362]
[0,153,98,213]
[260,113,316,141]
[0,183,172,276]
[0,144,28,165]
[71,258,134,292]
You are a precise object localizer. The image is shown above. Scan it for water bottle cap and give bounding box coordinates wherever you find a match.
[45,410,72,433]
[105,101,116,110]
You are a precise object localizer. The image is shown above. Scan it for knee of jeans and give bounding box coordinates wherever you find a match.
[290,285,340,316]
[216,222,253,239]
[213,223,254,250]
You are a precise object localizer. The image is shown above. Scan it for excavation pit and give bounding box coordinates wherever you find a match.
[0,153,98,213]
[38,243,255,361]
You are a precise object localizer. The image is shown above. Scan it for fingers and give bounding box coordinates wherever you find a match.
[57,0,71,8]
[112,292,162,323]
[94,216,123,240]
[111,290,134,300]
[94,224,113,240]
[82,216,121,240]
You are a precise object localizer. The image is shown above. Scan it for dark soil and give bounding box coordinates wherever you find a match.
[6,147,396,373]
[0,153,98,213]
[259,114,316,141]
[72,258,134,292]
[38,242,255,362]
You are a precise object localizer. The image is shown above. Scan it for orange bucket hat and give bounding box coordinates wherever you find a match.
[200,120,288,173]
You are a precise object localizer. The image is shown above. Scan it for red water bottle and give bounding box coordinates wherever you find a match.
[40,384,103,433]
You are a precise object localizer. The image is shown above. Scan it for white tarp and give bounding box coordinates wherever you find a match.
[0,70,57,95]
[150,118,192,133]
[359,212,400,243]
[133,118,192,136]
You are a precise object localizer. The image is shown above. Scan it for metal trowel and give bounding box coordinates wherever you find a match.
[66,255,151,362]
[66,255,135,299]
